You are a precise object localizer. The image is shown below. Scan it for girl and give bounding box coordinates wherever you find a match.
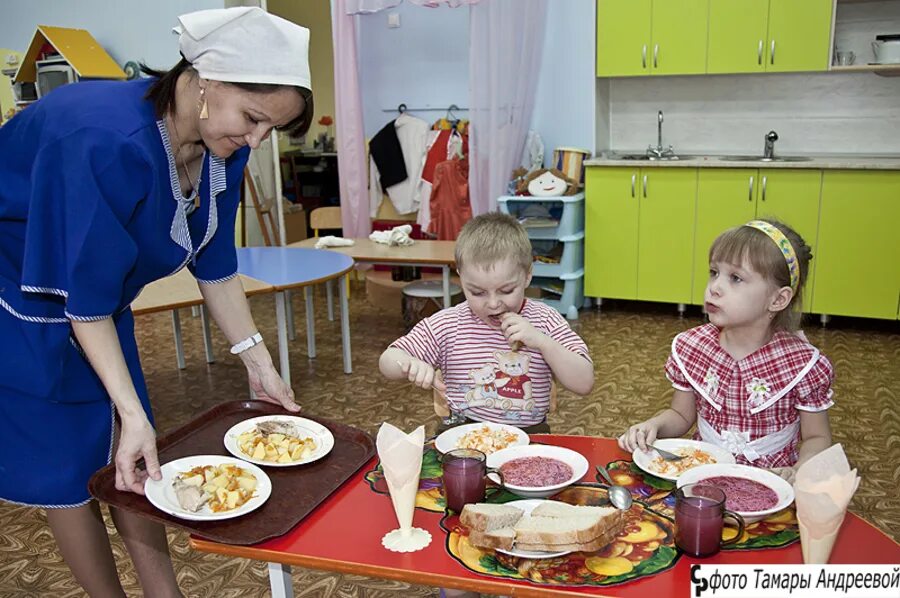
[618,219,833,481]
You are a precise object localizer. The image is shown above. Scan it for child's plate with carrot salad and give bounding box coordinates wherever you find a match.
[435,422,529,455]
[632,439,735,481]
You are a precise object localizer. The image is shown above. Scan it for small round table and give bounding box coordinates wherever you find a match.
[237,247,354,383]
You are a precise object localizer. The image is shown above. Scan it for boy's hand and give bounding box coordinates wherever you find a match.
[500,312,546,350]
[618,420,661,453]
[399,358,447,392]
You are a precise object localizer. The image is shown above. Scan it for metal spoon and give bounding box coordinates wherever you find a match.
[596,465,633,510]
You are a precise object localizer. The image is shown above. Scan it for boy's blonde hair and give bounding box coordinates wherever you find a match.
[455,212,533,275]
[709,218,812,331]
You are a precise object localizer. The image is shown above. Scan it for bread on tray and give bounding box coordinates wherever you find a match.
[459,501,625,554]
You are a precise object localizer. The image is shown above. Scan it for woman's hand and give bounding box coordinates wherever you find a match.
[618,419,661,453]
[115,414,161,495]
[249,365,301,412]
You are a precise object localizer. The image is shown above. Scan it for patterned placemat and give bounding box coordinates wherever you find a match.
[603,459,799,550]
[441,485,678,587]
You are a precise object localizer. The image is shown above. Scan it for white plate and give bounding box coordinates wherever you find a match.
[144,455,271,521]
[677,463,795,523]
[494,499,572,559]
[486,445,589,499]
[632,438,736,481]
[434,422,529,455]
[224,415,335,467]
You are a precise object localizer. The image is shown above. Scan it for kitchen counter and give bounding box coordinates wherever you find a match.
[585,154,900,170]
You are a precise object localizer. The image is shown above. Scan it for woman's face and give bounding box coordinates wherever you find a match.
[199,81,303,158]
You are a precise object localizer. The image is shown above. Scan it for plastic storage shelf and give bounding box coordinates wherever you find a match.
[498,192,586,319]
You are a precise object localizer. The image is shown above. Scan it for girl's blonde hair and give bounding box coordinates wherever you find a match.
[709,219,812,331]
[455,212,533,275]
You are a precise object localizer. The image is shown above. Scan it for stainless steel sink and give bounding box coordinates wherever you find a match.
[610,153,697,161]
[718,155,813,162]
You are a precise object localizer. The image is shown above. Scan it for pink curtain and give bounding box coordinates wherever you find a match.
[332,0,371,237]
[468,0,547,215]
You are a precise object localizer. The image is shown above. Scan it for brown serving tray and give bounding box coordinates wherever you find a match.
[88,400,375,545]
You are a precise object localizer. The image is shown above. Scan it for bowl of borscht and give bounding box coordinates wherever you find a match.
[677,463,795,523]
[486,445,589,498]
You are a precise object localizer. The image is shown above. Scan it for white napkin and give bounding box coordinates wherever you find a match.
[314,235,355,249]
[793,444,860,563]
[369,225,414,246]
[375,423,431,552]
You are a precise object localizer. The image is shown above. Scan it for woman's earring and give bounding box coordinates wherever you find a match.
[198,88,209,120]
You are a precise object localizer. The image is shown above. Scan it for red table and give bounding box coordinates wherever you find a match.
[190,436,900,597]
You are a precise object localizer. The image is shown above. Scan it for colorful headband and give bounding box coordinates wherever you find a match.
[743,220,799,291]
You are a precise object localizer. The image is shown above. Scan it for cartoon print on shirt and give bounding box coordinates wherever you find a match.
[465,364,499,408]
[494,350,534,412]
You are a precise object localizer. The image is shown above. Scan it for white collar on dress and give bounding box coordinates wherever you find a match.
[156,120,227,258]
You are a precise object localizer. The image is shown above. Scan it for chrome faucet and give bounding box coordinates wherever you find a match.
[763,130,778,160]
[647,110,675,159]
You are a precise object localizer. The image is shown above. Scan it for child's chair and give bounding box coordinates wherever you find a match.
[309,206,351,313]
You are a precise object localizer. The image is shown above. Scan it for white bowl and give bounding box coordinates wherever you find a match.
[486,445,589,499]
[677,463,794,523]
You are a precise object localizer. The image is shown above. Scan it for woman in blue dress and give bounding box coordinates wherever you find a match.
[0,8,313,596]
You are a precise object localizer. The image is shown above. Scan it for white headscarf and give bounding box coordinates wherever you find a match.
[177,7,311,90]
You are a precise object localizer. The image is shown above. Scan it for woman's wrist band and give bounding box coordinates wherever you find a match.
[230,332,263,355]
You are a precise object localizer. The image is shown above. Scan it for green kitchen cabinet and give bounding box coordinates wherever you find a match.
[596,0,652,77]
[707,0,769,73]
[585,167,640,299]
[585,168,697,304]
[755,169,822,312]
[596,0,708,77]
[765,0,833,72]
[693,169,759,303]
[813,172,900,320]
[636,169,698,303]
[692,169,821,308]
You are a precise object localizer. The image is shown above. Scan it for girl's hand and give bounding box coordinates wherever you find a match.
[115,414,161,495]
[249,365,301,412]
[769,466,797,485]
[499,313,545,350]
[399,358,446,392]
[618,420,661,453]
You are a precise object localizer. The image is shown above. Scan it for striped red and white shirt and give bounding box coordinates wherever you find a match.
[391,300,591,426]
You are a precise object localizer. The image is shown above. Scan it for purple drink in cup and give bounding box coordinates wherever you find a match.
[675,483,745,557]
[442,449,487,513]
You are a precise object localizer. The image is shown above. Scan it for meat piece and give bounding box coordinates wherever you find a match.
[173,477,207,512]
[256,421,298,437]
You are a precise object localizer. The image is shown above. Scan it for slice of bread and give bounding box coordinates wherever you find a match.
[515,525,623,554]
[468,527,516,551]
[460,503,524,532]
[514,505,625,546]
[530,501,618,520]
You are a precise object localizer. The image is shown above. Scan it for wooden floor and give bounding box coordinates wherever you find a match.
[1,287,898,597]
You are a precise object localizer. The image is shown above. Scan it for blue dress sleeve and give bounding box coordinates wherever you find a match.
[21,129,150,320]
[188,149,250,284]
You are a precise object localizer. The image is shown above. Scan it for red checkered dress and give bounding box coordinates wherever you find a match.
[665,323,834,468]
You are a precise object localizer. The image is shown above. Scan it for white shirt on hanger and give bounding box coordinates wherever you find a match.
[370,113,429,217]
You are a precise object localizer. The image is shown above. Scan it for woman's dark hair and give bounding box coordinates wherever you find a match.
[140,58,314,137]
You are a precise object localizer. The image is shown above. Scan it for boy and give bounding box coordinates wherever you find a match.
[379,212,593,433]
